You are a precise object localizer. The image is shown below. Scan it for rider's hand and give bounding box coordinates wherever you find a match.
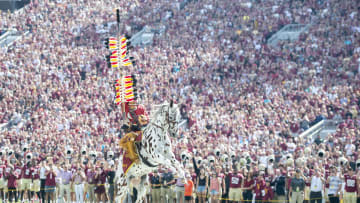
[121,124,129,130]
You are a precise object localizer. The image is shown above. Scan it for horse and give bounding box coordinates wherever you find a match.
[115,101,185,203]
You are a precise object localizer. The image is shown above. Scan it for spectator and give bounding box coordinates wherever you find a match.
[30,160,41,202]
[20,160,33,201]
[221,169,230,203]
[39,161,47,203]
[254,174,266,203]
[85,163,97,203]
[106,161,116,203]
[209,171,221,203]
[5,166,18,202]
[58,164,72,203]
[326,166,342,203]
[342,167,358,203]
[0,160,6,201]
[228,167,243,203]
[242,170,254,202]
[14,161,22,201]
[184,173,194,203]
[263,180,274,203]
[304,168,314,202]
[44,161,57,203]
[150,170,161,203]
[94,163,107,202]
[289,169,305,203]
[161,168,175,203]
[195,168,208,203]
[272,169,287,203]
[72,165,86,203]
[174,174,186,203]
[0,0,360,202]
[309,169,325,203]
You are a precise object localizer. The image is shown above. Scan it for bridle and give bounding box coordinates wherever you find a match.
[166,105,179,134]
[151,105,178,134]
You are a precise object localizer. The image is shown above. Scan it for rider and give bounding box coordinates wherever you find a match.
[119,100,149,162]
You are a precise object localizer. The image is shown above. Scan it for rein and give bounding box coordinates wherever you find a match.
[149,106,175,133]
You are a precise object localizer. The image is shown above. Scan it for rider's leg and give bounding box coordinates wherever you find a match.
[125,141,139,161]
[120,132,139,161]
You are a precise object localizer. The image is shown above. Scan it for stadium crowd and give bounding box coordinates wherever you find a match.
[0,0,359,202]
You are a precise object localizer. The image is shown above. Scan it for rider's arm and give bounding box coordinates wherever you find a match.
[196,176,199,189]
[137,105,149,125]
[121,102,127,114]
[192,157,199,176]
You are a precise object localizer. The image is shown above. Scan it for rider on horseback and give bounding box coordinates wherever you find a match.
[120,100,149,163]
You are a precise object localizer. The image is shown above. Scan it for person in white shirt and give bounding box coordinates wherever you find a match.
[72,165,86,203]
[39,161,47,203]
[344,139,355,156]
[310,169,325,203]
[326,167,342,203]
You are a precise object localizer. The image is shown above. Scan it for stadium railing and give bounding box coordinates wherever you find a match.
[298,119,341,141]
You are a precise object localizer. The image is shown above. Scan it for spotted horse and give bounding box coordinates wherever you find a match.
[115,101,185,203]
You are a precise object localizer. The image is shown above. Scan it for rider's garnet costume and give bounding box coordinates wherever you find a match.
[119,101,149,162]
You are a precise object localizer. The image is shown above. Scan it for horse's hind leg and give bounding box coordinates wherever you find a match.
[135,175,148,203]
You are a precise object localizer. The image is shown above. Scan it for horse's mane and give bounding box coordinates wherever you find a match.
[149,102,169,120]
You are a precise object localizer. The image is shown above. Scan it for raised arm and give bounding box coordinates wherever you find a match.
[192,157,199,176]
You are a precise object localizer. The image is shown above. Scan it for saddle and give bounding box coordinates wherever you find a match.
[121,131,157,174]
[119,131,142,162]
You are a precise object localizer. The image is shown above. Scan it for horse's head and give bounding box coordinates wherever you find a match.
[151,100,181,137]
[167,100,181,137]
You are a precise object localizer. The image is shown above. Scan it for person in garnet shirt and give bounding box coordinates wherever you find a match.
[228,167,243,203]
[85,163,97,203]
[45,162,57,203]
[6,166,19,202]
[262,180,274,203]
[4,162,12,201]
[20,161,33,202]
[0,160,6,201]
[94,163,108,203]
[254,174,266,203]
[31,161,41,202]
[342,167,358,203]
[14,161,22,200]
[242,170,255,202]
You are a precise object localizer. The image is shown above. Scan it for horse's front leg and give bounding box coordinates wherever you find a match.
[154,151,178,172]
[115,171,129,203]
[162,138,186,179]
[165,150,186,179]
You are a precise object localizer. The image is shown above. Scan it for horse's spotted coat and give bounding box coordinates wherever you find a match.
[115,102,185,203]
